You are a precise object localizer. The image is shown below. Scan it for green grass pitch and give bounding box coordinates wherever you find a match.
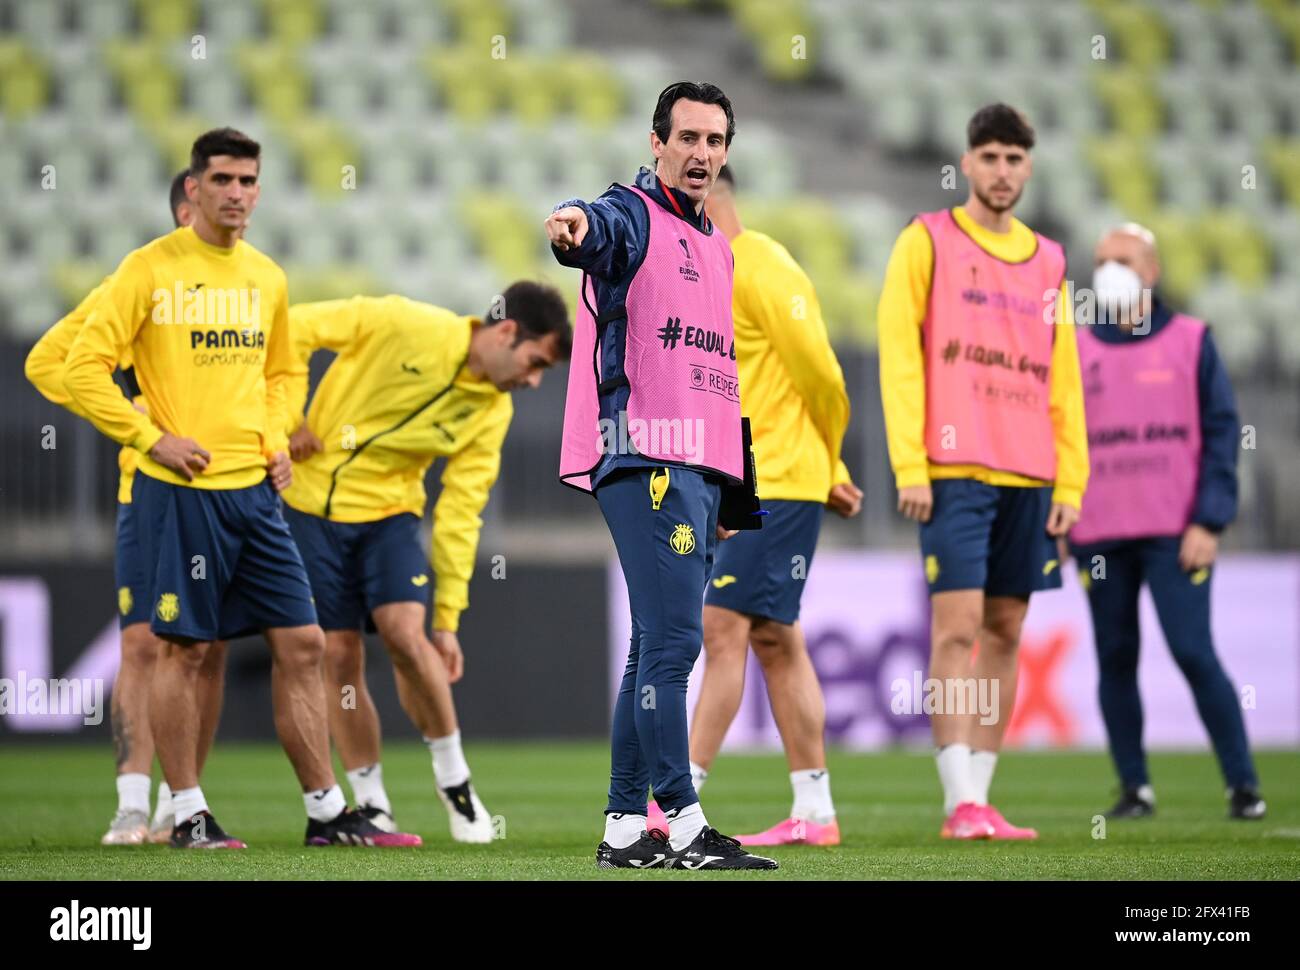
[2,743,1297,880]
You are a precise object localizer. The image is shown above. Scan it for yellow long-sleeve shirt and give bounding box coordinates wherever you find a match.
[25,276,142,504]
[63,226,293,489]
[731,229,852,501]
[877,206,1089,508]
[281,295,513,633]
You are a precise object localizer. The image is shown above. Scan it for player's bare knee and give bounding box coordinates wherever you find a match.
[323,633,362,684]
[749,621,795,666]
[933,624,979,654]
[703,606,748,660]
[274,626,326,676]
[380,629,425,671]
[119,624,159,672]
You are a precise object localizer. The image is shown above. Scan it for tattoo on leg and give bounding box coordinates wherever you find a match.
[112,698,131,769]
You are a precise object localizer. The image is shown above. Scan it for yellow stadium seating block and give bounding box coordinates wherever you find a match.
[564,57,625,128]
[500,56,559,128]
[1144,211,1210,303]
[282,118,360,198]
[134,0,196,40]
[444,0,511,48]
[1199,211,1272,291]
[0,41,49,119]
[1091,67,1163,139]
[104,40,182,121]
[236,42,311,124]
[1085,135,1159,221]
[1258,0,1300,62]
[426,46,501,123]
[262,0,322,46]
[1264,138,1300,211]
[1090,0,1172,68]
[458,193,544,281]
[142,113,217,171]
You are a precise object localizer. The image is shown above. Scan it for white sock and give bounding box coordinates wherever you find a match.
[171,786,209,827]
[667,802,708,852]
[603,811,646,849]
[304,784,346,822]
[970,750,998,806]
[116,772,150,815]
[424,731,470,789]
[346,762,392,815]
[689,761,708,792]
[152,782,173,828]
[790,769,836,823]
[935,743,977,815]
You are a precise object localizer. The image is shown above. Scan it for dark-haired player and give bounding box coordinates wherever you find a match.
[280,282,571,842]
[64,128,418,848]
[26,170,230,846]
[548,81,778,870]
[878,104,1088,840]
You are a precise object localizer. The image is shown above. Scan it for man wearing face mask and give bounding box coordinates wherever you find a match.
[1070,224,1264,821]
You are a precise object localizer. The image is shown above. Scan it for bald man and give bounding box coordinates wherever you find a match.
[1068,224,1264,820]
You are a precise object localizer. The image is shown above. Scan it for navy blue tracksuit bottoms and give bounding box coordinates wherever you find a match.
[597,465,721,816]
[1072,537,1258,790]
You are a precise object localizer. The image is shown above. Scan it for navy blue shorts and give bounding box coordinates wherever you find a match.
[113,499,151,629]
[282,505,429,632]
[920,479,1062,597]
[132,473,319,642]
[705,499,823,624]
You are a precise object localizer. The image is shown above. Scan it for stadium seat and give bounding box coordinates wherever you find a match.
[262,0,323,45]
[1143,210,1210,303]
[0,41,50,119]
[235,41,310,124]
[134,0,197,41]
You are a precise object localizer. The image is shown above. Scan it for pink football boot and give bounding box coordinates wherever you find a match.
[940,801,995,839]
[979,804,1039,840]
[735,817,841,846]
[646,799,670,839]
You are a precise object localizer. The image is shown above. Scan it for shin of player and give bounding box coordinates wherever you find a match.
[281,285,570,841]
[878,104,1089,840]
[684,166,862,847]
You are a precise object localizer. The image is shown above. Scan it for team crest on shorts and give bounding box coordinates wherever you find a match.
[118,586,133,617]
[156,592,180,623]
[925,554,940,583]
[669,523,696,556]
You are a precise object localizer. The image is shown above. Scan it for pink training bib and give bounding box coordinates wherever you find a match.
[918,209,1065,481]
[559,184,742,492]
[1071,314,1205,544]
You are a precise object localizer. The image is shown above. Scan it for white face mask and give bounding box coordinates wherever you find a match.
[1092,260,1143,319]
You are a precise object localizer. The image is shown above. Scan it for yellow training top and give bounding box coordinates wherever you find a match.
[281,295,513,633]
[877,206,1088,508]
[63,226,293,490]
[731,229,852,502]
[25,276,142,504]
